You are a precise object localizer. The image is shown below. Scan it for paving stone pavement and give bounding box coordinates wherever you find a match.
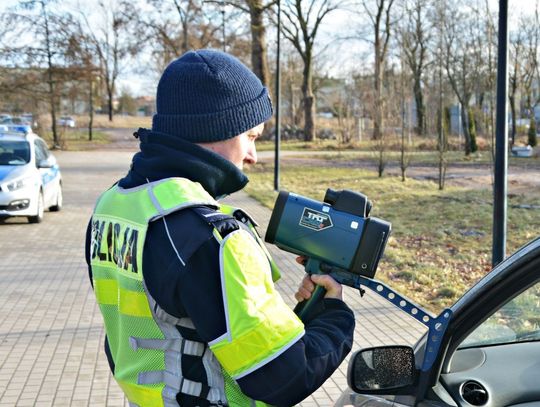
[0,149,426,406]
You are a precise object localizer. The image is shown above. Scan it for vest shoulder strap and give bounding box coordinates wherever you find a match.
[190,206,239,239]
[220,204,259,227]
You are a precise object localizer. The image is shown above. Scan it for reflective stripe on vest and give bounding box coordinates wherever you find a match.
[209,228,305,379]
[219,204,281,282]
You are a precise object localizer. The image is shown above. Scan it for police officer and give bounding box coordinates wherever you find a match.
[86,49,354,407]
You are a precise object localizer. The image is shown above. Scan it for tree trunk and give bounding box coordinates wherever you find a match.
[248,0,270,87]
[303,95,315,141]
[42,2,59,149]
[413,76,425,136]
[107,86,114,122]
[401,102,406,182]
[437,49,447,190]
[48,81,59,148]
[373,45,383,140]
[289,80,296,126]
[302,60,315,141]
[181,21,189,53]
[509,95,516,146]
[460,104,472,155]
[437,107,447,190]
[88,79,94,141]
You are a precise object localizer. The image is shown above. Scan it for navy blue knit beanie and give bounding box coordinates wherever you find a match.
[152,49,273,143]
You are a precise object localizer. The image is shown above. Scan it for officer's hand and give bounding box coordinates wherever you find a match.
[294,274,343,302]
[311,274,343,300]
[295,256,307,266]
[294,274,315,302]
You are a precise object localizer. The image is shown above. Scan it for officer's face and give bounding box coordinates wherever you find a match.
[199,123,264,170]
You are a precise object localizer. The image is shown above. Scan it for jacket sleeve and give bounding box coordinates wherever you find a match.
[142,209,355,406]
[238,299,354,406]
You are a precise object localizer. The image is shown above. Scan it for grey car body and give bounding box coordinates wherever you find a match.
[336,236,540,407]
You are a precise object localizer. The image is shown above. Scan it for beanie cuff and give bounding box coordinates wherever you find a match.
[152,88,273,143]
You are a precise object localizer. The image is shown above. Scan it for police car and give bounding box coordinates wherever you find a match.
[0,126,62,223]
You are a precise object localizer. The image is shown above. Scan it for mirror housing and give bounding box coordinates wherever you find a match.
[348,346,418,395]
[37,157,55,169]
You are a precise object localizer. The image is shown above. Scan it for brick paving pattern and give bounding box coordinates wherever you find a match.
[0,149,426,406]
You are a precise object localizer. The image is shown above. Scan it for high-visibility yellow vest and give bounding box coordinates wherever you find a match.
[90,177,305,407]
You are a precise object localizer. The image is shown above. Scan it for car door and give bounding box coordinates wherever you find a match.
[340,237,540,407]
[33,139,57,207]
[437,282,540,406]
[417,237,540,406]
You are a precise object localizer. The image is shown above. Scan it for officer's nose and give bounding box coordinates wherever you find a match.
[245,143,257,165]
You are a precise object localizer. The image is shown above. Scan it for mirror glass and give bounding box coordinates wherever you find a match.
[352,346,415,391]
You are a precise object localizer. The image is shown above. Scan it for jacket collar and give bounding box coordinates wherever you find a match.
[118,128,249,199]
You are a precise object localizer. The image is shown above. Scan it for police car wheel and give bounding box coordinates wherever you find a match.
[50,184,62,212]
[28,192,44,224]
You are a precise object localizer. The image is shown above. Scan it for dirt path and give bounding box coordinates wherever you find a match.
[258,153,540,199]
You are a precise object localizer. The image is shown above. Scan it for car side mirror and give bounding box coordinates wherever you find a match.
[348,346,417,394]
[37,157,54,168]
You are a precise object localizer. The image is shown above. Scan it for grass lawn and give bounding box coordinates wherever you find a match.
[41,128,111,150]
[244,162,540,313]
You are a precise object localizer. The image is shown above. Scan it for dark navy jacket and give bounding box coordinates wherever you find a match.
[85,129,355,406]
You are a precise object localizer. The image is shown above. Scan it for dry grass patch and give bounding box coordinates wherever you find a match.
[244,163,540,313]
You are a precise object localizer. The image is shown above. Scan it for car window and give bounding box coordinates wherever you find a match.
[459,282,540,348]
[0,140,31,165]
[36,139,51,158]
[34,140,47,164]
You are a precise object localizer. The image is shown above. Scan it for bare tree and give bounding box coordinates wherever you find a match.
[142,0,214,73]
[63,24,101,140]
[0,0,78,148]
[398,53,412,181]
[325,79,356,145]
[141,0,252,78]
[398,0,430,136]
[226,0,275,86]
[81,1,139,122]
[246,0,274,87]
[483,0,497,163]
[282,51,304,127]
[519,9,540,146]
[38,1,59,146]
[280,0,338,141]
[361,0,396,140]
[172,0,202,52]
[433,0,448,189]
[508,29,524,146]
[443,0,483,155]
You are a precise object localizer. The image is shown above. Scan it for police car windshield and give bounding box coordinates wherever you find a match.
[0,140,31,165]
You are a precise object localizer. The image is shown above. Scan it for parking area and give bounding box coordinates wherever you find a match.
[0,149,425,406]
